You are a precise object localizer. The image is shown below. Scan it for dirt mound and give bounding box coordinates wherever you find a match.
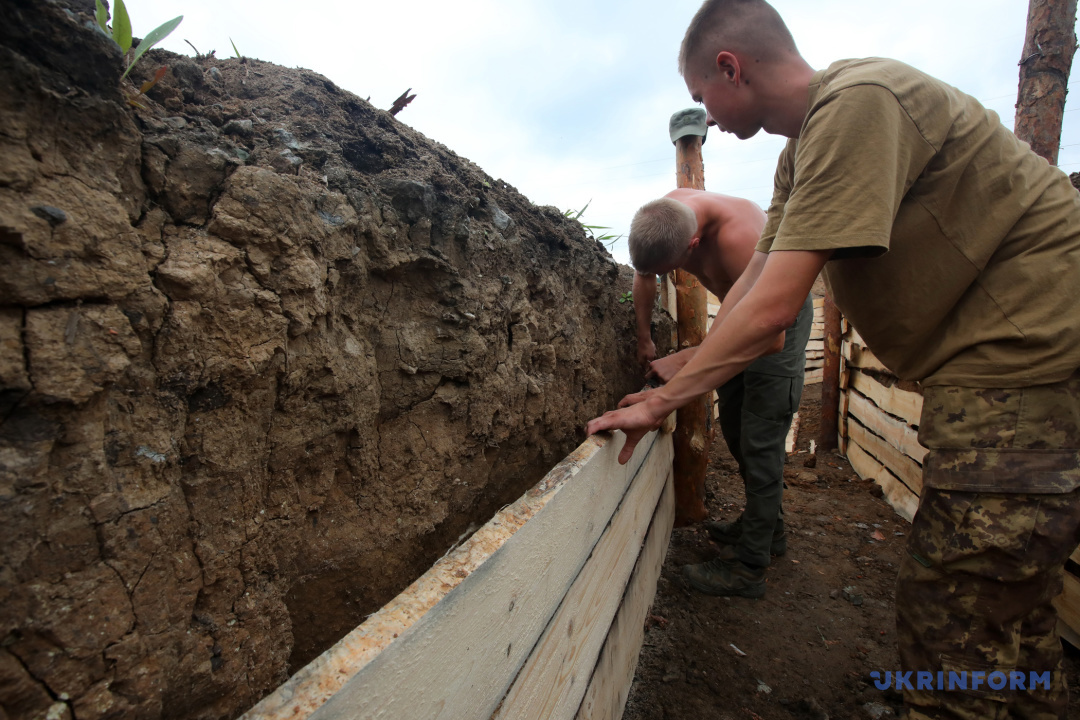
[0,2,669,718]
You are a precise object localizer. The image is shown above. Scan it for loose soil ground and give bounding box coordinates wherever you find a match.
[623,383,1080,720]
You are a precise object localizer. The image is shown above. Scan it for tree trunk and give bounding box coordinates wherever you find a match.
[671,134,709,526]
[1014,0,1077,164]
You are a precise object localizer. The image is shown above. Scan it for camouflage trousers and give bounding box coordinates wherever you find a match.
[897,373,1080,720]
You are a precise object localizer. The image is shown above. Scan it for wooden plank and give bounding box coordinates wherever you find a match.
[846,439,919,522]
[1072,546,1080,565]
[848,324,864,347]
[813,297,825,309]
[850,369,923,428]
[785,412,801,454]
[838,389,850,439]
[243,431,664,720]
[803,369,823,385]
[842,340,891,374]
[847,418,924,497]
[574,476,674,720]
[1054,571,1080,649]
[806,339,824,354]
[494,431,675,720]
[847,391,928,464]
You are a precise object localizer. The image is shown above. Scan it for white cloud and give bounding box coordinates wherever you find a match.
[129,0,1077,266]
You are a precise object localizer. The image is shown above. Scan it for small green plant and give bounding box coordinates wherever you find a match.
[94,0,183,80]
[229,37,243,60]
[564,200,624,249]
[618,291,633,304]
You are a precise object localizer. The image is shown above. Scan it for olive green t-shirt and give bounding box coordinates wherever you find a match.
[757,58,1080,388]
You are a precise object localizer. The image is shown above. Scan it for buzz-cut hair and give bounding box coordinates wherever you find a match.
[678,0,800,78]
[628,198,698,274]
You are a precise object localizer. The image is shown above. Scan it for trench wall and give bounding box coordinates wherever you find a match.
[0,2,667,718]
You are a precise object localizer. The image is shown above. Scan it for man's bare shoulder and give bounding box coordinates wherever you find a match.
[664,189,764,228]
[664,188,761,218]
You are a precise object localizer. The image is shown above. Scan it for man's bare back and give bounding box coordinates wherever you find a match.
[632,189,766,367]
[658,189,765,300]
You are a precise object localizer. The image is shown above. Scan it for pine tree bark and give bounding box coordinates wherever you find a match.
[671,135,709,526]
[1014,0,1077,165]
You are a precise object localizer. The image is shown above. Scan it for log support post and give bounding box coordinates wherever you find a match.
[1014,0,1077,164]
[671,111,710,526]
[818,293,842,453]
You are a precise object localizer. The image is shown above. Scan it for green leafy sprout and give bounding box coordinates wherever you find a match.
[618,291,633,304]
[563,200,624,250]
[230,37,242,60]
[94,0,183,80]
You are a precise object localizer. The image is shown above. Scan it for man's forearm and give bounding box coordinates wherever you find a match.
[704,250,768,337]
[633,272,657,342]
[643,250,829,419]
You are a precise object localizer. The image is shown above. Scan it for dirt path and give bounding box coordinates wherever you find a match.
[623,384,1080,720]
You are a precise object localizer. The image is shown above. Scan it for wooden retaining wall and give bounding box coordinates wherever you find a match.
[835,320,1080,646]
[241,428,675,720]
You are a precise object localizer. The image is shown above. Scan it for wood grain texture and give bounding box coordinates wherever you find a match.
[242,431,663,720]
[842,341,891,374]
[846,439,919,522]
[849,370,923,428]
[847,419,924,497]
[1055,571,1080,649]
[574,474,674,720]
[847,391,927,464]
[494,435,675,720]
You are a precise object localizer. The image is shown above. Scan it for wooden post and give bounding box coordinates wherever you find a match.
[1014,0,1077,164]
[817,293,842,453]
[671,127,709,526]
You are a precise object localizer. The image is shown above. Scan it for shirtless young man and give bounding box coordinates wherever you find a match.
[590,1,1080,717]
[629,188,812,598]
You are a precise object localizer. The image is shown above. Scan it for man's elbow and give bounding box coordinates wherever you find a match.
[762,329,786,356]
[757,308,796,355]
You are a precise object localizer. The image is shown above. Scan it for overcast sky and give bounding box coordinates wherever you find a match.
[135,0,1078,266]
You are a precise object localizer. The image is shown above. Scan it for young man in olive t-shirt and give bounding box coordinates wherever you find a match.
[587,1,1080,718]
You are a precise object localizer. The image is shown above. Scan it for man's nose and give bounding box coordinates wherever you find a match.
[705,112,716,127]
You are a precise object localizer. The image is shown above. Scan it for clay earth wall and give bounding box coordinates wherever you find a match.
[0,2,668,718]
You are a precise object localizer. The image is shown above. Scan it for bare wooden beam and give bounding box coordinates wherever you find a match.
[1015,0,1077,164]
[671,124,709,526]
[817,293,842,452]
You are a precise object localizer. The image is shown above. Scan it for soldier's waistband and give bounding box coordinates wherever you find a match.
[923,448,1080,494]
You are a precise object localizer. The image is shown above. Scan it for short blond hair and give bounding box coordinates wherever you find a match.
[678,0,799,78]
[628,198,698,274]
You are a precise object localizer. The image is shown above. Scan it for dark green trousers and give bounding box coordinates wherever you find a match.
[717,296,813,568]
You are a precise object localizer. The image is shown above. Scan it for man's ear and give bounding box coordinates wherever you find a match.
[687,234,702,252]
[716,51,741,85]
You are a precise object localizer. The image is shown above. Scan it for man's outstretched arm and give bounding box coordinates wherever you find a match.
[588,249,831,463]
[647,249,770,382]
[633,272,659,369]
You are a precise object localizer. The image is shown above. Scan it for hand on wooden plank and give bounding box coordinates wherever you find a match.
[586,390,664,464]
